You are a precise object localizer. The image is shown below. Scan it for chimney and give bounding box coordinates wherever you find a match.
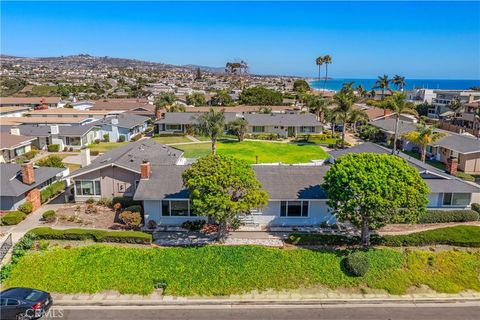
[10,127,20,136]
[111,117,119,126]
[155,108,162,119]
[21,163,35,185]
[446,157,458,176]
[80,147,91,167]
[50,125,59,135]
[140,160,150,179]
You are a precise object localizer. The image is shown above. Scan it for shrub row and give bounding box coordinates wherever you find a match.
[1,211,27,225]
[472,203,480,213]
[152,133,186,138]
[0,233,36,280]
[18,202,33,214]
[47,144,60,152]
[418,209,479,224]
[245,133,281,141]
[29,227,152,244]
[15,150,39,164]
[288,226,480,248]
[40,181,66,204]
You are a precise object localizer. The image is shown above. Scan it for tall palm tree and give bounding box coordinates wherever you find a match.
[447,96,463,125]
[196,108,225,155]
[383,92,419,153]
[403,123,445,163]
[373,75,391,101]
[323,55,332,90]
[348,109,369,133]
[393,75,406,92]
[332,90,355,148]
[356,85,366,97]
[305,94,333,122]
[315,56,324,81]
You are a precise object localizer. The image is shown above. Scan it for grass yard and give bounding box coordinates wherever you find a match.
[88,142,128,153]
[31,85,58,96]
[401,150,446,170]
[151,136,192,144]
[3,246,479,296]
[178,140,329,164]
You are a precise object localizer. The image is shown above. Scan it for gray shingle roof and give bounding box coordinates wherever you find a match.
[0,164,64,197]
[155,112,238,125]
[433,134,480,154]
[70,139,183,178]
[243,113,322,127]
[92,114,149,129]
[0,133,35,150]
[0,124,97,137]
[134,165,328,201]
[369,118,418,135]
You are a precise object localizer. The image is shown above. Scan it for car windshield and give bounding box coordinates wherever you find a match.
[24,291,43,302]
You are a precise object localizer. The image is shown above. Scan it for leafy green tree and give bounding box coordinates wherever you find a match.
[239,86,283,106]
[195,67,202,80]
[382,92,418,153]
[403,122,446,163]
[167,103,186,112]
[293,80,310,93]
[358,124,380,141]
[348,109,368,133]
[182,155,268,241]
[332,86,357,148]
[258,106,272,114]
[323,153,429,246]
[415,102,431,117]
[305,94,333,122]
[154,92,176,112]
[210,90,233,106]
[196,108,225,154]
[228,118,248,142]
[36,155,66,168]
[186,92,207,106]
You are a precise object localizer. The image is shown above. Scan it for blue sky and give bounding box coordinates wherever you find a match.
[1,1,479,79]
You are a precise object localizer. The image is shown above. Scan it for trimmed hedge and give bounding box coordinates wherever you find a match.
[344,251,369,276]
[47,144,60,152]
[472,203,480,214]
[29,227,152,244]
[288,226,480,248]
[18,202,33,214]
[42,210,56,222]
[1,211,27,225]
[112,197,141,209]
[40,181,65,204]
[418,209,479,223]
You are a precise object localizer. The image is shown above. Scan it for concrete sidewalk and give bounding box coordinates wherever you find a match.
[51,290,480,307]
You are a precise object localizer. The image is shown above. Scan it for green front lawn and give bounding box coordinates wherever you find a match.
[151,136,192,144]
[88,142,128,153]
[401,150,446,170]
[178,140,329,164]
[3,245,479,296]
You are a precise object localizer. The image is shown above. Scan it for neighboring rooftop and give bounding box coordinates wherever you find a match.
[243,113,321,127]
[432,134,480,154]
[0,124,98,137]
[0,97,61,105]
[0,132,35,150]
[155,112,238,125]
[27,109,113,116]
[369,118,418,135]
[91,113,150,129]
[0,117,90,126]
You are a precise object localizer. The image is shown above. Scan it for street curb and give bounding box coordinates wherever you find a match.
[52,297,480,307]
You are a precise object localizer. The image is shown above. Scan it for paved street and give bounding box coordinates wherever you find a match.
[47,303,480,320]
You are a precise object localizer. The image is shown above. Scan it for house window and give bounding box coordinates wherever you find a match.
[300,126,315,133]
[161,200,193,216]
[252,126,265,133]
[166,124,182,131]
[65,136,81,146]
[280,200,309,217]
[443,193,471,206]
[75,180,101,196]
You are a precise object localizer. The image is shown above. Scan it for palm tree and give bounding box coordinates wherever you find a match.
[305,94,333,122]
[403,123,446,163]
[323,55,332,90]
[393,75,406,92]
[447,96,463,125]
[315,56,324,81]
[383,92,418,153]
[228,118,248,142]
[196,108,225,154]
[332,90,356,148]
[373,75,391,101]
[356,85,366,97]
[348,109,369,133]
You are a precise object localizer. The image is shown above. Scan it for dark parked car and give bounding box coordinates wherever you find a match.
[0,287,53,320]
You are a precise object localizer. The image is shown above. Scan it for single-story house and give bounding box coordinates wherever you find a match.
[155,112,323,137]
[0,163,65,211]
[133,142,480,227]
[0,106,30,118]
[26,108,112,119]
[69,140,185,202]
[91,114,150,142]
[90,99,156,118]
[0,97,61,109]
[0,130,35,163]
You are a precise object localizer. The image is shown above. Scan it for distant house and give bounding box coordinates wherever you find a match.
[26,108,112,119]
[0,130,35,163]
[91,114,150,142]
[0,106,30,118]
[90,99,156,118]
[0,97,61,109]
[69,140,185,202]
[0,163,65,211]
[155,112,322,137]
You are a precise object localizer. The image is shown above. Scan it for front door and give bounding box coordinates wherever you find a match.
[287,127,295,137]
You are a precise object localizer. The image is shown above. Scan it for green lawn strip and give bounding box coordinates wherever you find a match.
[401,150,446,170]
[193,135,212,141]
[178,140,329,164]
[151,136,192,144]
[31,85,58,96]
[3,245,479,296]
[88,142,128,153]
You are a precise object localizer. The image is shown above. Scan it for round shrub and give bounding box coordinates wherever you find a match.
[472,203,480,214]
[344,251,369,277]
[42,210,56,222]
[18,201,33,214]
[47,144,60,152]
[1,211,27,225]
[119,211,142,228]
[85,198,96,204]
[124,205,142,213]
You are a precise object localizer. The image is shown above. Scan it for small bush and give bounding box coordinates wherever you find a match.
[119,211,142,228]
[42,210,56,222]
[1,211,27,225]
[47,144,60,152]
[40,189,52,204]
[29,227,151,244]
[85,198,96,204]
[344,251,369,276]
[90,150,100,156]
[103,133,110,142]
[124,205,142,213]
[97,197,112,207]
[112,196,141,209]
[18,202,33,214]
[69,147,74,152]
[181,220,206,231]
[36,155,66,168]
[418,210,479,224]
[130,134,142,142]
[287,233,360,246]
[472,203,480,214]
[40,181,65,204]
[118,135,126,142]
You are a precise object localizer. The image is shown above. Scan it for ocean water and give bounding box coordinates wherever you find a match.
[309,78,480,92]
